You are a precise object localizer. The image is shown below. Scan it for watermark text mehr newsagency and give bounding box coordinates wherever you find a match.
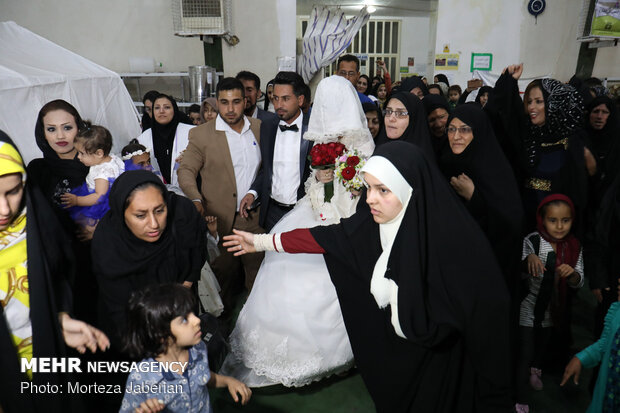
[21,357,188,373]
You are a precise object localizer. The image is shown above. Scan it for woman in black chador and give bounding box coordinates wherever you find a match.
[224,141,513,412]
[439,103,523,296]
[375,91,434,159]
[484,64,587,233]
[92,170,207,348]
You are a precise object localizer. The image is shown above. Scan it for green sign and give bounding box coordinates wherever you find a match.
[591,1,620,37]
[470,53,493,72]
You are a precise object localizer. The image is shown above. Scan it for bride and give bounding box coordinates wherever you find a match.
[219,75,375,387]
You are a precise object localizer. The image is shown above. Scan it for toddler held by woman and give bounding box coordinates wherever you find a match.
[61,122,123,229]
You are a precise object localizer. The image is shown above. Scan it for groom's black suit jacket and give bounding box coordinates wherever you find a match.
[251,111,312,228]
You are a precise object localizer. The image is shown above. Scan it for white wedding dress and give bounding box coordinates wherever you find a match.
[220,132,375,388]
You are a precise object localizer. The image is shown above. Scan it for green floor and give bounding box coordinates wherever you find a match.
[211,281,601,413]
[211,369,374,412]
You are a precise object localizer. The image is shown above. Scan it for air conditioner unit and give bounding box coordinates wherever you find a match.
[172,0,232,37]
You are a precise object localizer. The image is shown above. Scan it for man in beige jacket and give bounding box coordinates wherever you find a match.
[178,77,264,318]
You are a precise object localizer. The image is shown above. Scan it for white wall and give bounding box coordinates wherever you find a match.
[434,0,522,88]
[382,14,432,79]
[221,0,295,85]
[2,0,205,73]
[3,0,292,98]
[518,0,582,83]
[592,46,620,79]
[433,0,594,89]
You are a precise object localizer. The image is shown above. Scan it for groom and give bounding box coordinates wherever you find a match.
[239,71,312,231]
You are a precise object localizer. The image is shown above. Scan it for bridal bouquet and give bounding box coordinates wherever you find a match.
[308,142,346,202]
[335,150,366,197]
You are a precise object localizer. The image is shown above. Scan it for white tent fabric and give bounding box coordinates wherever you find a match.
[299,7,370,83]
[462,70,553,103]
[0,21,140,163]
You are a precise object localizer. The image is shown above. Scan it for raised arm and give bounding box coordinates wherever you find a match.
[378,61,393,95]
[483,63,526,177]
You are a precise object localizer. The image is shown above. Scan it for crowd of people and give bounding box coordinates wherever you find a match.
[1,52,620,413]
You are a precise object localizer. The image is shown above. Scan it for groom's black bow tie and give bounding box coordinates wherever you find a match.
[279,124,299,132]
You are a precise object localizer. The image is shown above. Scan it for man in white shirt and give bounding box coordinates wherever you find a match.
[178,77,264,318]
[239,71,312,231]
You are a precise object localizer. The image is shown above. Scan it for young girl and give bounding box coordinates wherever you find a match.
[61,122,124,228]
[561,279,620,413]
[121,139,153,172]
[372,82,388,106]
[515,194,584,413]
[121,139,189,197]
[448,85,462,110]
[121,283,251,413]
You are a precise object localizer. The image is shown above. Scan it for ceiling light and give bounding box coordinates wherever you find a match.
[367,6,376,13]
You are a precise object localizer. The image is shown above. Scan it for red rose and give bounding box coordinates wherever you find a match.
[346,156,360,166]
[341,166,356,180]
[309,143,347,167]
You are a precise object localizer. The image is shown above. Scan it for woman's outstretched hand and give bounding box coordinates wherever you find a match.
[59,313,110,353]
[223,229,256,256]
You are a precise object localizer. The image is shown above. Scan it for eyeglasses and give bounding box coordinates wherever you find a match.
[382,109,409,119]
[338,70,357,78]
[428,113,448,124]
[446,126,473,135]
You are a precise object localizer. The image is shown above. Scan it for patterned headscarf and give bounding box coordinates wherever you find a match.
[540,78,584,136]
[0,136,31,377]
[525,79,584,168]
[0,138,27,250]
[0,139,27,243]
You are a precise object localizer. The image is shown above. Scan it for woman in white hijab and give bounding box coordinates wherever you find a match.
[219,76,375,387]
[224,141,513,412]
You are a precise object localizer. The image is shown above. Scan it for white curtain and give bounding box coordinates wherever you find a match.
[299,6,370,83]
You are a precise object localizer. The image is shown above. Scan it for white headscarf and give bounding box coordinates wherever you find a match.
[361,155,413,338]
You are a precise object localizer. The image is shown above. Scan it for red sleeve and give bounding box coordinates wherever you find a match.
[280,228,325,253]
[384,71,393,95]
